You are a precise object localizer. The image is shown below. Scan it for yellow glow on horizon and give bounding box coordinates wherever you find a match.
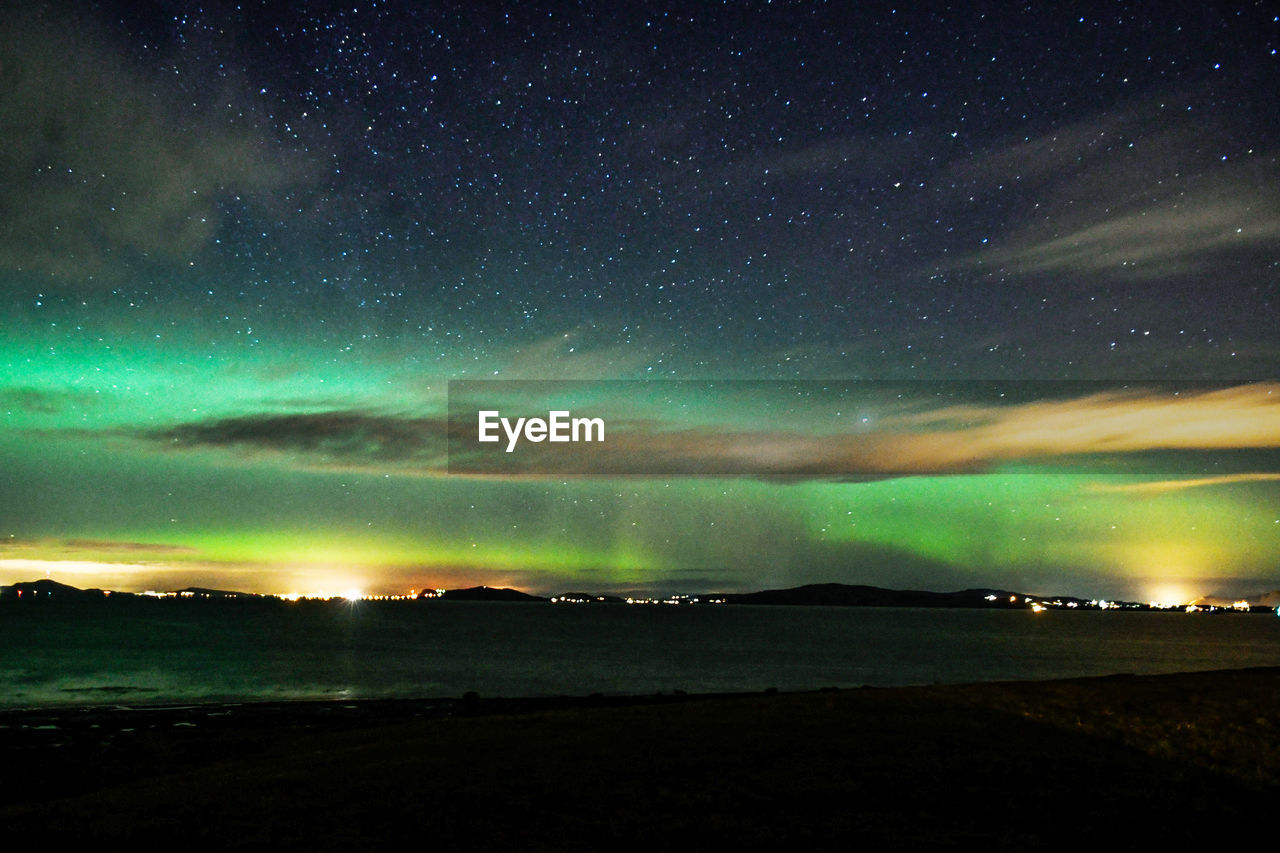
[0,559,382,598]
[1144,582,1197,608]
[0,558,172,587]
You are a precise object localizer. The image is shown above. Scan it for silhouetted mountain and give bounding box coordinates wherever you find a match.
[719,583,1033,608]
[434,586,548,602]
[171,587,262,599]
[0,579,114,600]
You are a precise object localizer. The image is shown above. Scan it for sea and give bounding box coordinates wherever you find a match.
[3,600,1280,709]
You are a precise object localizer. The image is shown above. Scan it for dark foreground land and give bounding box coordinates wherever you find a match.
[3,668,1279,850]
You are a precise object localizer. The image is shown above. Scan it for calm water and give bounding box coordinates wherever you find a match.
[3,601,1280,708]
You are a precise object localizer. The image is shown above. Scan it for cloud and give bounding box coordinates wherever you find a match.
[436,382,1272,476]
[134,383,1280,482]
[154,411,453,469]
[0,538,199,560]
[1088,473,1280,495]
[943,92,1280,282]
[494,330,654,379]
[969,192,1280,280]
[882,383,1280,457]
[446,383,1280,478]
[0,7,312,284]
[0,386,98,416]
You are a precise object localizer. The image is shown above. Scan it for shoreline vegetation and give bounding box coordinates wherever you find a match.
[2,668,1279,848]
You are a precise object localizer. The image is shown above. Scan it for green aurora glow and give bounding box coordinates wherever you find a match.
[3,3,1279,601]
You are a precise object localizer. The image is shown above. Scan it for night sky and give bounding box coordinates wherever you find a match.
[2,1,1278,600]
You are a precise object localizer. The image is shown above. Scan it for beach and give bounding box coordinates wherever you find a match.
[3,667,1278,849]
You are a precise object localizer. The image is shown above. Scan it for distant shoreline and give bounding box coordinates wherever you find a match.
[6,577,1278,612]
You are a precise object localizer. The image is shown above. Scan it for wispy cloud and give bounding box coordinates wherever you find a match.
[970,193,1280,280]
[944,92,1280,282]
[0,386,98,416]
[882,383,1280,458]
[0,538,200,560]
[1088,473,1280,495]
[154,411,453,469]
[494,330,655,379]
[140,383,1280,482]
[0,8,313,284]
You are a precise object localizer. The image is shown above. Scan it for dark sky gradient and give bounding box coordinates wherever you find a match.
[2,2,1278,600]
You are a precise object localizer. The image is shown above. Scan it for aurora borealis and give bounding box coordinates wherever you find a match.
[2,2,1278,600]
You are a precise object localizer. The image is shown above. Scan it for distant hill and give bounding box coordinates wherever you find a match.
[171,587,263,599]
[0,579,113,600]
[718,583,1034,608]
[434,586,548,602]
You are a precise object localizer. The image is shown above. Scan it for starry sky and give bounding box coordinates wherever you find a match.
[2,1,1278,600]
